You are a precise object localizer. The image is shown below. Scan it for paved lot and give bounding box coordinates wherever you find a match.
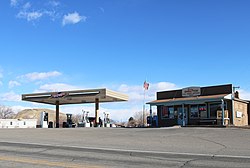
[0,127,249,167]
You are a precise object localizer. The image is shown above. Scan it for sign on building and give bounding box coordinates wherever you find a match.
[182,87,201,97]
[236,111,242,118]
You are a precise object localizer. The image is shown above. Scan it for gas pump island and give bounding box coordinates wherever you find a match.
[22,88,128,128]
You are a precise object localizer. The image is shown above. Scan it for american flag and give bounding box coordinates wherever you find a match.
[144,81,149,90]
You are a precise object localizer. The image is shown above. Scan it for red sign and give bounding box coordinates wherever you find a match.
[51,92,66,98]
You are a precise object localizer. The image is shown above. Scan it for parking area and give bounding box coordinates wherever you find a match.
[0,127,250,167]
[0,127,249,156]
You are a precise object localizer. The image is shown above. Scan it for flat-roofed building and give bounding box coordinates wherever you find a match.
[0,119,37,128]
[147,84,249,127]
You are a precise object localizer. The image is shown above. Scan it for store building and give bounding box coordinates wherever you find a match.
[147,84,249,127]
[248,102,250,125]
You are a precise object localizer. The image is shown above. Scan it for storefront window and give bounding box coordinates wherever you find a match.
[162,106,168,118]
[161,106,174,119]
[209,103,221,118]
[190,105,198,118]
[209,102,227,118]
[177,107,187,119]
[199,104,207,118]
[190,104,207,118]
[169,107,174,119]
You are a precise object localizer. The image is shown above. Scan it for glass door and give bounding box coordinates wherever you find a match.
[177,107,188,126]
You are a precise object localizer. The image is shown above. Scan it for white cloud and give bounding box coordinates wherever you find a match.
[43,10,59,21]
[23,2,31,10]
[17,11,43,22]
[0,91,21,102]
[0,69,4,86]
[14,1,58,22]
[26,11,43,21]
[35,83,82,93]
[238,89,250,100]
[11,1,85,26]
[16,2,44,22]
[10,0,18,7]
[153,82,177,91]
[9,80,21,88]
[20,71,62,81]
[48,0,60,7]
[117,81,178,103]
[62,12,87,26]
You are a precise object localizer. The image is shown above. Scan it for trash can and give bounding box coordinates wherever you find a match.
[147,116,152,125]
[48,121,53,128]
[63,122,67,128]
[153,116,158,127]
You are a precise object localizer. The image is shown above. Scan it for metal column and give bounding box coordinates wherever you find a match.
[95,98,99,127]
[221,99,225,126]
[231,90,234,125]
[182,104,185,126]
[56,101,59,128]
[150,105,152,127]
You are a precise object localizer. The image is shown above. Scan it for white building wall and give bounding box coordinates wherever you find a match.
[0,119,37,128]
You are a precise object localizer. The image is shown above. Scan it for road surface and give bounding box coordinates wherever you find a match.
[0,127,249,167]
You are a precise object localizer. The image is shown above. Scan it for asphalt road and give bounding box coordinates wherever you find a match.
[0,127,249,167]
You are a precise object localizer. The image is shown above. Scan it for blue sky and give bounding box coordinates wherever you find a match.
[0,0,250,121]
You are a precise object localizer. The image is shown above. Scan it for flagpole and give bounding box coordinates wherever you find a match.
[143,80,149,127]
[143,88,145,127]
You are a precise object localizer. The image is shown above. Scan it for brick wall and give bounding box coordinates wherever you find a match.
[248,103,250,125]
[234,101,248,126]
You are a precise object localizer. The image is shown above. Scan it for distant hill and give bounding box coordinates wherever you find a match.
[15,109,67,125]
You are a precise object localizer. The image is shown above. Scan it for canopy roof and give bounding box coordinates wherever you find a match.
[147,94,232,106]
[22,88,129,105]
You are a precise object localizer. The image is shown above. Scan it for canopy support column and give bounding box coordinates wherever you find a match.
[221,99,225,126]
[95,98,99,127]
[56,101,59,128]
[182,103,185,126]
[150,105,152,127]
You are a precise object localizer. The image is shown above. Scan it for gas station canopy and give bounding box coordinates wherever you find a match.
[22,88,128,128]
[22,88,129,105]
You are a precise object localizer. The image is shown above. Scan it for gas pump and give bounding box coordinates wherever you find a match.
[77,110,91,127]
[40,111,48,128]
[147,116,152,126]
[147,115,158,127]
[65,114,76,128]
[83,111,90,127]
[103,112,110,127]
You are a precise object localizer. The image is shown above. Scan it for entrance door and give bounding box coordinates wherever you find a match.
[177,107,188,126]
